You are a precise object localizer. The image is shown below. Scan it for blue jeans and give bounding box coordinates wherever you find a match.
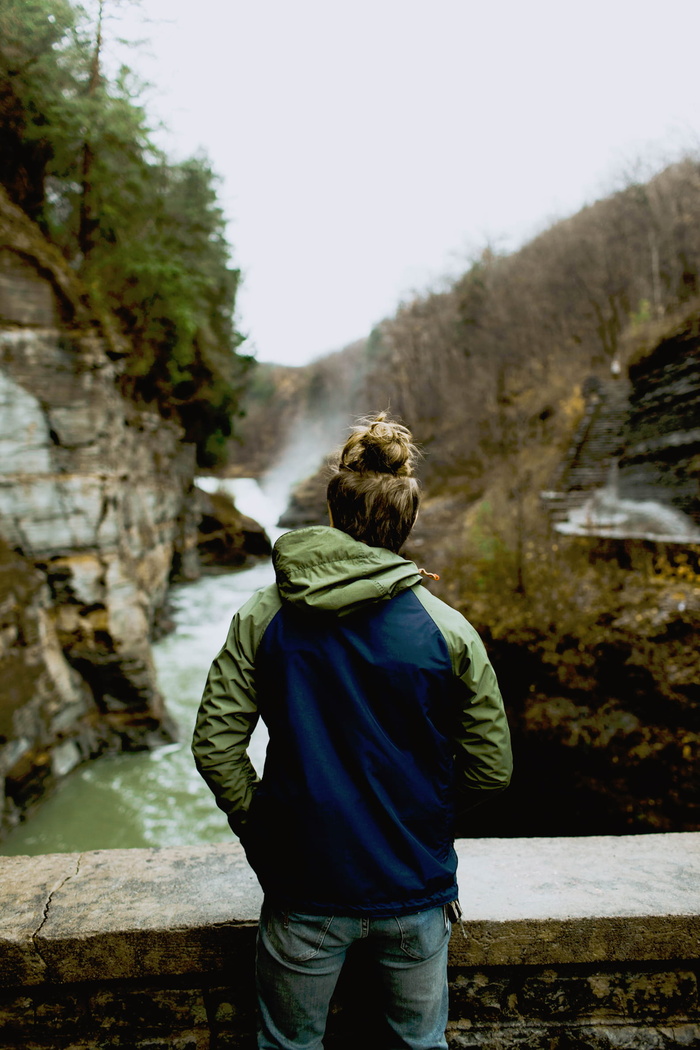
[255,900,450,1049]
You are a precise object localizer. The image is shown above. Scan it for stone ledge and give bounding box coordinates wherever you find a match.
[1,833,698,987]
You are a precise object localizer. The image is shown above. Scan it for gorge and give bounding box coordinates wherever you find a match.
[2,156,700,847]
[0,188,264,840]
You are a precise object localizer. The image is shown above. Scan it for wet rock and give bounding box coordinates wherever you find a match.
[196,487,271,568]
[278,467,329,529]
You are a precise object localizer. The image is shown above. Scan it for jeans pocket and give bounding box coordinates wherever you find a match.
[395,906,451,961]
[265,910,335,963]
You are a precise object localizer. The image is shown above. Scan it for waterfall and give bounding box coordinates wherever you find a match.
[555,460,700,543]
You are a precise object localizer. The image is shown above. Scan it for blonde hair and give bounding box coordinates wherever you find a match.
[327,413,420,553]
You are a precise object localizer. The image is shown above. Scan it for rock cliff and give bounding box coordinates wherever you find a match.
[0,190,201,834]
[622,314,700,522]
[544,303,700,539]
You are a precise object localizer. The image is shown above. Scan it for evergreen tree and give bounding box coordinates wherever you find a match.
[0,0,250,466]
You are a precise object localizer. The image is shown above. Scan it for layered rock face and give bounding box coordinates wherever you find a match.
[0,540,95,824]
[0,193,198,834]
[546,310,700,540]
[621,331,700,522]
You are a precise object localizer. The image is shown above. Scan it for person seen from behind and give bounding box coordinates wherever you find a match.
[192,412,512,1050]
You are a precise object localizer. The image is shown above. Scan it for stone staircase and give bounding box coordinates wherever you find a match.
[541,376,632,522]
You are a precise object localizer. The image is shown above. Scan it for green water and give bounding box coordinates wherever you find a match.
[0,481,276,857]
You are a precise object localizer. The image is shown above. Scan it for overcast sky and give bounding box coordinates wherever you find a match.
[114,0,700,366]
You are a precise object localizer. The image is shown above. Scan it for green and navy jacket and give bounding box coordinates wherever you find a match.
[192,526,512,917]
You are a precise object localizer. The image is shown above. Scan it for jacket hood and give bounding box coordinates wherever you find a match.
[273,526,423,615]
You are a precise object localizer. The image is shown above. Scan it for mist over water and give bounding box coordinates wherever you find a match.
[259,411,349,508]
[0,478,287,857]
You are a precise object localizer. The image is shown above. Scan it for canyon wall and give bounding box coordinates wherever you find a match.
[0,190,201,834]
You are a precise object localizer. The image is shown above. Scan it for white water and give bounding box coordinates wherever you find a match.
[555,462,700,543]
[0,478,288,857]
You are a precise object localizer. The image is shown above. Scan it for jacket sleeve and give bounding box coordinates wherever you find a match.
[414,587,512,816]
[451,628,513,816]
[191,585,280,838]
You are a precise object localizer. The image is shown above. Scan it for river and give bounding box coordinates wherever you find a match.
[0,478,284,857]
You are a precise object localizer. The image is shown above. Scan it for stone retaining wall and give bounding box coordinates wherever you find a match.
[1,834,699,1048]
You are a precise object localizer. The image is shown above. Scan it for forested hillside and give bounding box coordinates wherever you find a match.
[0,0,250,465]
[398,162,699,835]
[237,159,700,836]
[366,161,700,481]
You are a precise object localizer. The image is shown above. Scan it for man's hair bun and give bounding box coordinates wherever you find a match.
[339,412,418,477]
[327,411,421,552]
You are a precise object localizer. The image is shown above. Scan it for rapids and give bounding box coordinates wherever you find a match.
[0,479,284,856]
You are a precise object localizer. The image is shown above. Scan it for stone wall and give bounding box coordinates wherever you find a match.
[0,835,698,1049]
[0,190,199,835]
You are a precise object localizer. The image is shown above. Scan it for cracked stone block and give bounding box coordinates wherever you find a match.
[31,845,261,983]
[0,853,80,986]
